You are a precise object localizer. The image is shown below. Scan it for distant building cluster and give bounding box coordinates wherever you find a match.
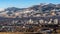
[0,17,59,32]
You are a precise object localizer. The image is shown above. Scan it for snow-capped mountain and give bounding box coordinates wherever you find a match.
[0,3,60,18]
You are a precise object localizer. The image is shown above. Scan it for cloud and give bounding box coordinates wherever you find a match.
[0,8,5,11]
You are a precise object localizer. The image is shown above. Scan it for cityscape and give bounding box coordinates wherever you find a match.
[0,3,60,34]
[0,0,60,34]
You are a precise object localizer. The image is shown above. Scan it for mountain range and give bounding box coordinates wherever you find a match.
[0,3,60,18]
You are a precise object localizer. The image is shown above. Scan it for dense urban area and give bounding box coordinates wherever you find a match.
[0,3,60,34]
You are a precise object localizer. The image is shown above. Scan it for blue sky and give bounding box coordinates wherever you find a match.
[0,0,60,8]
